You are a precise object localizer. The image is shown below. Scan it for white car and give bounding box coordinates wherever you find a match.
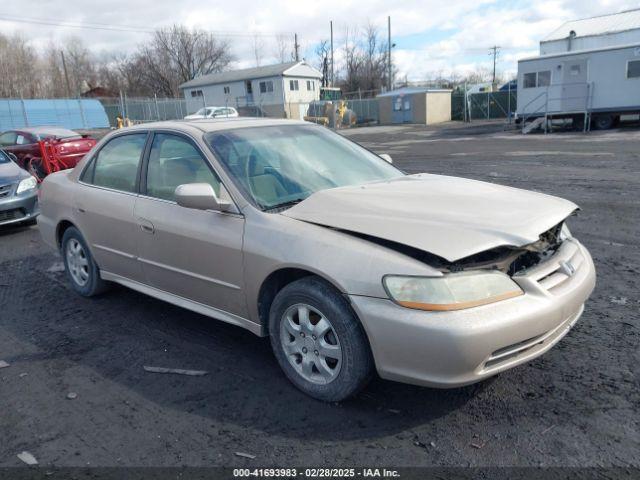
[184,107,238,120]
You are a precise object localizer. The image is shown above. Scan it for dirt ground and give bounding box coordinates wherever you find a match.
[0,121,638,469]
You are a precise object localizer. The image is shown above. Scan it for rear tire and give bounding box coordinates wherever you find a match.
[593,114,614,130]
[61,227,109,297]
[269,276,373,402]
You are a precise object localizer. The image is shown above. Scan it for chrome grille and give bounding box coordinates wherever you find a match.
[522,239,585,294]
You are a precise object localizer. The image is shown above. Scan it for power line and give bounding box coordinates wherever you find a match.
[0,14,294,38]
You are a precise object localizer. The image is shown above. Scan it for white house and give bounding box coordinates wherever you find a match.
[540,8,640,55]
[180,61,323,119]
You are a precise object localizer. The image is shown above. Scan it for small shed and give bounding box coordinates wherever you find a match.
[377,87,452,125]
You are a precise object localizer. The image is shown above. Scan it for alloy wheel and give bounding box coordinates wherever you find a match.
[66,239,89,286]
[280,303,342,385]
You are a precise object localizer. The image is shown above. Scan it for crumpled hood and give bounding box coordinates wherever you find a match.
[282,174,578,262]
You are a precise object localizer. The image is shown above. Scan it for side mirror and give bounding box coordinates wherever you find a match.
[175,183,231,212]
[379,153,393,164]
[7,152,18,162]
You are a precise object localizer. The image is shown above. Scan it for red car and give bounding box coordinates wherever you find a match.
[0,127,96,181]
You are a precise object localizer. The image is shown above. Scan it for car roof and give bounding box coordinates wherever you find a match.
[123,117,310,134]
[4,126,80,137]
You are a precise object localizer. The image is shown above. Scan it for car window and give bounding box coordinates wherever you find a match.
[146,133,222,201]
[92,134,147,193]
[0,132,17,146]
[16,135,27,145]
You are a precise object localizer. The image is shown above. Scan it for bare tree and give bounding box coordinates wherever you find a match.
[315,40,329,87]
[62,37,98,95]
[0,33,40,97]
[273,34,293,63]
[336,23,388,96]
[252,34,265,67]
[134,25,233,97]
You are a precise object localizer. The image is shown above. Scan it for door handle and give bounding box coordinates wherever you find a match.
[138,218,155,234]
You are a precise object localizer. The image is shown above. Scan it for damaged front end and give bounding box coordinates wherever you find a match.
[341,221,568,276]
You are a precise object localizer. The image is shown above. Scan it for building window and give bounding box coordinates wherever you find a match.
[190,90,203,97]
[523,71,551,88]
[259,80,274,93]
[306,80,315,91]
[223,86,230,94]
[569,65,581,76]
[289,79,299,91]
[627,60,640,79]
[537,70,551,87]
[523,73,537,88]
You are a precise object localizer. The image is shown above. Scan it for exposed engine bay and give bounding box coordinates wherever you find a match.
[338,221,566,276]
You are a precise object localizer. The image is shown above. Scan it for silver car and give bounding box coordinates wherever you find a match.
[0,149,39,226]
[38,119,596,401]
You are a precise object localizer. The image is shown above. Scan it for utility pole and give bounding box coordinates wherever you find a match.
[330,20,334,86]
[489,45,500,85]
[60,50,72,98]
[387,16,392,91]
[294,33,300,62]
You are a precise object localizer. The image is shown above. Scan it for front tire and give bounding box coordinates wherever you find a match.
[593,114,614,130]
[269,276,373,402]
[61,227,109,297]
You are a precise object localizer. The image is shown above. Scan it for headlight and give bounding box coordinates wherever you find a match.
[559,223,572,241]
[16,176,37,195]
[383,271,523,311]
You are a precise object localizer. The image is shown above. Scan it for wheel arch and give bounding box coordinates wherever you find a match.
[55,219,77,249]
[257,267,348,332]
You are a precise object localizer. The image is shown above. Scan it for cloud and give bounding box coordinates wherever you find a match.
[1,0,636,84]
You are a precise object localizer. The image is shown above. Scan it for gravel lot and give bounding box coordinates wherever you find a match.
[1,121,638,469]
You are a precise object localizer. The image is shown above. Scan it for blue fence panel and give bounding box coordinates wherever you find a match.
[0,99,110,131]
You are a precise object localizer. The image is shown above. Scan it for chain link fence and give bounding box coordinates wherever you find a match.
[98,96,188,126]
[1,91,514,131]
[452,91,517,121]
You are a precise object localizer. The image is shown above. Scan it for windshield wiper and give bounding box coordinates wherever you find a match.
[264,197,306,211]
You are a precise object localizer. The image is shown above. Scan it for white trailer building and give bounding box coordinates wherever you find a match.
[517,9,640,130]
[180,61,322,120]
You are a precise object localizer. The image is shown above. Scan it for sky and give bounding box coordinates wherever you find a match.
[0,0,637,84]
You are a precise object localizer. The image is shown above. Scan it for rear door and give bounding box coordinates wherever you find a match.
[133,132,247,318]
[75,132,148,282]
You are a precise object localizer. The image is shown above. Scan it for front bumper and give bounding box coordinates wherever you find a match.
[349,238,596,388]
[0,190,39,226]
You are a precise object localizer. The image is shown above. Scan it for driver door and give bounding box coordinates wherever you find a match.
[133,132,247,318]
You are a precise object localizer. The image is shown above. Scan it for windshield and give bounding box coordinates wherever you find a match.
[195,108,213,116]
[205,125,403,210]
[0,150,9,164]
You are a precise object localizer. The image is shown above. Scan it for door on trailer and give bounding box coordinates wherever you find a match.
[402,97,413,123]
[392,96,403,124]
[561,59,589,112]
